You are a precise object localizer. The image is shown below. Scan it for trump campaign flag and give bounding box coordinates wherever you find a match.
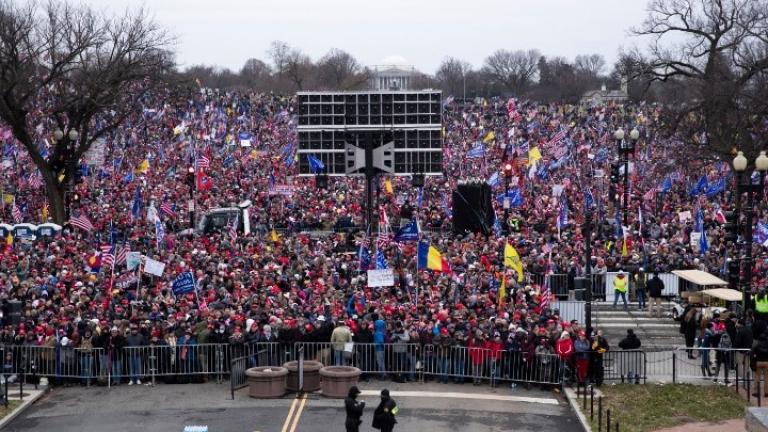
[172,271,196,295]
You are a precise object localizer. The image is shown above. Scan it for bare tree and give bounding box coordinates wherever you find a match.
[435,57,473,98]
[481,49,540,95]
[316,48,367,90]
[574,54,606,77]
[632,0,768,161]
[239,58,272,90]
[0,1,174,223]
[267,40,314,91]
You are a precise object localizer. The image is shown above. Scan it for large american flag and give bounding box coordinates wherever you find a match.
[11,201,22,223]
[69,214,94,232]
[115,245,128,266]
[27,172,43,189]
[160,202,176,218]
[540,251,554,311]
[100,244,115,267]
[195,154,210,169]
[547,129,567,147]
[227,213,239,243]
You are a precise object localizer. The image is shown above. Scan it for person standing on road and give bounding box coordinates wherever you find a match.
[372,388,398,432]
[345,385,365,432]
[646,272,665,318]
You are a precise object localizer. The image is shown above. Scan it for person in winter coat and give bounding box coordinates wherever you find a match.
[331,320,353,366]
[486,333,504,386]
[468,332,486,385]
[556,331,574,383]
[373,317,387,379]
[372,389,398,432]
[590,329,610,386]
[108,327,126,386]
[618,329,642,384]
[125,325,146,385]
[574,331,591,385]
[699,322,715,377]
[751,333,768,397]
[345,385,365,432]
[390,322,410,383]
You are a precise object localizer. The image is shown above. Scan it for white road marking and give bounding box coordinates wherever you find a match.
[358,390,559,405]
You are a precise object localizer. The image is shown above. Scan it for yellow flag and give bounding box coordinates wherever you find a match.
[527,146,542,167]
[504,243,524,282]
[5,232,12,246]
[136,159,149,174]
[41,203,48,222]
[498,275,506,308]
[483,131,495,143]
[384,179,393,195]
[2,194,13,205]
[270,229,280,243]
[621,237,628,257]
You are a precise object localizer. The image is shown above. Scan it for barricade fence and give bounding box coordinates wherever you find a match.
[0,343,754,390]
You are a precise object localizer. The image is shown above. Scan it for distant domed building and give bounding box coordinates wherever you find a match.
[369,55,418,90]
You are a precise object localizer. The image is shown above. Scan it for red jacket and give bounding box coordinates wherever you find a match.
[468,338,487,365]
[485,340,504,361]
[556,338,574,360]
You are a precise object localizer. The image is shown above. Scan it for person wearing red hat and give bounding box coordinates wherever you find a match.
[574,331,591,386]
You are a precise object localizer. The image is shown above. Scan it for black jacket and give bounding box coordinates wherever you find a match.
[735,326,754,350]
[345,397,365,430]
[618,333,641,350]
[646,276,664,298]
[372,397,398,429]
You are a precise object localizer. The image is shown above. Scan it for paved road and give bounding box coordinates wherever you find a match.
[4,382,582,432]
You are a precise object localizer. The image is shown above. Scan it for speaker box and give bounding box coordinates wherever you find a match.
[7,300,21,326]
[452,183,494,235]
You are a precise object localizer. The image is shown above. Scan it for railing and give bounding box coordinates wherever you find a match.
[1,342,756,393]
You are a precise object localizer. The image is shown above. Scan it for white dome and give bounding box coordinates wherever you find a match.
[380,55,410,67]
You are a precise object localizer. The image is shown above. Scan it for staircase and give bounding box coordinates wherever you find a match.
[591,301,683,351]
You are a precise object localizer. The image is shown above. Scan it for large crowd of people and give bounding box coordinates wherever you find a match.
[0,88,763,386]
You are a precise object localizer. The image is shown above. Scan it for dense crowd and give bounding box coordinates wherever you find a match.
[0,88,764,385]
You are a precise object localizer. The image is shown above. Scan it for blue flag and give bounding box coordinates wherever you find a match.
[123,172,134,183]
[307,154,325,173]
[690,175,708,197]
[394,219,419,242]
[155,219,165,245]
[172,271,196,295]
[131,187,142,220]
[496,189,523,207]
[584,190,594,210]
[358,245,371,271]
[754,223,768,246]
[705,177,726,197]
[487,172,500,188]
[467,144,486,158]
[660,177,672,193]
[375,250,388,269]
[696,208,708,255]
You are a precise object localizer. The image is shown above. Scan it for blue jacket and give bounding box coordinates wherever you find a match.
[374,320,386,350]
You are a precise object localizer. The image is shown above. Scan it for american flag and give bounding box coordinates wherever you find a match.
[11,201,22,223]
[115,245,128,266]
[376,232,392,250]
[160,202,176,218]
[227,213,238,243]
[100,244,115,267]
[547,129,567,147]
[540,251,554,311]
[195,154,210,169]
[27,172,43,189]
[69,214,94,232]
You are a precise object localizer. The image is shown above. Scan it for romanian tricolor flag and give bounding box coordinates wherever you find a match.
[417,241,451,273]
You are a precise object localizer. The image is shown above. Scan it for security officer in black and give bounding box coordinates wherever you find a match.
[345,385,365,432]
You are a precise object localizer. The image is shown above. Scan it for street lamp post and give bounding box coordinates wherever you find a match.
[583,209,594,334]
[614,128,640,227]
[502,162,513,234]
[54,128,79,220]
[732,150,768,311]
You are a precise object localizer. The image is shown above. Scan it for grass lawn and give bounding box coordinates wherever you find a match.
[586,384,746,432]
[0,400,22,419]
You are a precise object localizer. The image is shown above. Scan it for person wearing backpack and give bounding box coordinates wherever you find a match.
[712,328,733,385]
[372,389,398,432]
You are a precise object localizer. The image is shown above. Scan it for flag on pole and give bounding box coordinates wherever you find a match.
[195,154,210,169]
[307,154,325,173]
[160,202,176,218]
[498,275,506,309]
[11,200,22,223]
[115,245,128,266]
[100,244,116,267]
[69,215,94,232]
[131,187,142,221]
[504,242,524,282]
[375,250,389,269]
[227,213,239,243]
[155,219,165,246]
[467,144,486,158]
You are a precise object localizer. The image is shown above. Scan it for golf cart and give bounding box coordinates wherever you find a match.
[179,200,252,236]
[670,270,735,319]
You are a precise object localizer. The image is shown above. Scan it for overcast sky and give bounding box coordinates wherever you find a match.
[83,0,650,74]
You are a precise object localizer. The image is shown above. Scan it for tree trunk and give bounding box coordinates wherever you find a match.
[42,170,67,224]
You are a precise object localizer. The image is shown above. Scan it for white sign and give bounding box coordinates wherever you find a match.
[143,257,166,277]
[83,138,107,167]
[126,252,142,271]
[367,269,394,287]
[690,232,701,252]
[678,210,692,223]
[552,184,565,197]
[268,185,294,196]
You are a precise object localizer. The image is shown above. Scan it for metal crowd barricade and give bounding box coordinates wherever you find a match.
[602,350,646,383]
[296,342,421,379]
[229,355,248,399]
[672,346,751,384]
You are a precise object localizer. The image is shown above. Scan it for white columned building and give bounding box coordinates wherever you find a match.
[369,56,418,90]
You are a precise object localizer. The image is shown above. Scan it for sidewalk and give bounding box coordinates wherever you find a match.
[651,419,743,432]
[0,380,49,429]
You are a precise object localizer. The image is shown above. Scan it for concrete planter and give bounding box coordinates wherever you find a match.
[284,360,323,392]
[319,366,361,398]
[245,366,288,399]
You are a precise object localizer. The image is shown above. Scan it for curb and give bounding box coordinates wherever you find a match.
[0,386,49,430]
[564,387,592,432]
